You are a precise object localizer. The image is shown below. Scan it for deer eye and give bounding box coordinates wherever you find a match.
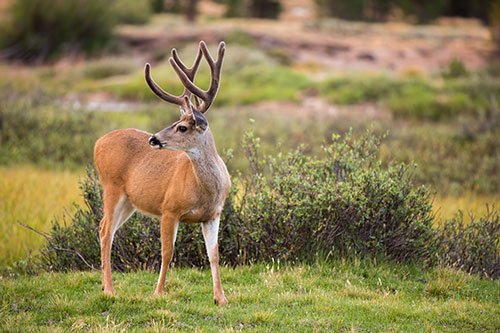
[177,125,188,133]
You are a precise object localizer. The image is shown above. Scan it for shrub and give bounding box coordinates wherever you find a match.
[386,86,472,121]
[112,0,152,25]
[435,209,499,278]
[441,59,469,79]
[0,89,102,167]
[385,110,500,195]
[320,76,403,104]
[0,0,116,62]
[38,131,437,272]
[491,0,500,53]
[225,0,282,18]
[82,57,137,80]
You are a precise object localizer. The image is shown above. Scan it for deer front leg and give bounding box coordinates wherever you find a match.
[154,214,179,295]
[100,191,135,296]
[202,214,228,306]
[99,214,115,296]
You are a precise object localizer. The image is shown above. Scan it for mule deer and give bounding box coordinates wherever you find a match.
[94,41,230,305]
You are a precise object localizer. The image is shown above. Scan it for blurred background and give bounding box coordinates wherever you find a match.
[0,0,499,266]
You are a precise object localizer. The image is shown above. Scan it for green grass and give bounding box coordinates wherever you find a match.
[97,44,310,106]
[1,262,498,331]
[319,74,499,121]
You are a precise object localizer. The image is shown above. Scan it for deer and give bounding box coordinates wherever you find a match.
[93,41,230,306]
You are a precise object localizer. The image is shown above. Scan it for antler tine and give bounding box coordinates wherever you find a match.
[169,41,226,113]
[145,45,204,111]
[145,63,187,109]
[172,47,202,80]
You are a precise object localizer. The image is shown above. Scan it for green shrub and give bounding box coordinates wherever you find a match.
[386,86,472,121]
[0,89,102,167]
[491,0,500,52]
[112,0,152,25]
[0,0,116,62]
[320,76,403,104]
[82,57,137,80]
[435,210,499,278]
[385,124,500,195]
[38,131,437,272]
[441,59,469,79]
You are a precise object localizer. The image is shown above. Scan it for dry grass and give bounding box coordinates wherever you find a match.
[0,166,83,265]
[433,194,500,225]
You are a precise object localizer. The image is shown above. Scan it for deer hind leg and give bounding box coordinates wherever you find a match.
[202,214,228,306]
[154,213,179,295]
[99,187,135,295]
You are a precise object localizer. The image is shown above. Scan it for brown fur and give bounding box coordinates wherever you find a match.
[94,126,230,304]
[95,41,230,305]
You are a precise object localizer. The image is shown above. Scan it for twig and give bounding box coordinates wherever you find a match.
[17,221,50,239]
[17,221,97,271]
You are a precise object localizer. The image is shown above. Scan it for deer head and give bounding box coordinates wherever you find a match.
[146,41,225,152]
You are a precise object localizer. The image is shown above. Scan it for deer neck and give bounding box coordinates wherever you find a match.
[185,130,225,195]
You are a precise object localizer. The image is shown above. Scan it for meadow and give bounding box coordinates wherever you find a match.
[0,4,499,331]
[1,262,499,331]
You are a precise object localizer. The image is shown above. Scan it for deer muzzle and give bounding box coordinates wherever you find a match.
[149,135,163,149]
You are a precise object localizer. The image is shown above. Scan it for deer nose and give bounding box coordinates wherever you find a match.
[149,135,162,148]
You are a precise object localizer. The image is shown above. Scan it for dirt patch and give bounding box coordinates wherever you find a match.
[116,16,495,76]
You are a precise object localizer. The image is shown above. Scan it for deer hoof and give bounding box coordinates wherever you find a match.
[214,295,228,306]
[103,288,115,296]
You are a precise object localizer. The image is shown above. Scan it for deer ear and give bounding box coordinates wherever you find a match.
[191,108,208,131]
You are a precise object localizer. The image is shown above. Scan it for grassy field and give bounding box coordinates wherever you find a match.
[0,166,83,266]
[0,10,498,331]
[1,261,498,332]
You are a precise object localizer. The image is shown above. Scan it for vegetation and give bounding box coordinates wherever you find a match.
[436,210,499,278]
[103,45,309,105]
[0,90,103,168]
[112,0,153,25]
[0,3,497,330]
[0,166,83,266]
[225,0,282,18]
[319,73,500,122]
[0,0,116,62]
[1,262,499,331]
[34,132,498,279]
[315,0,494,23]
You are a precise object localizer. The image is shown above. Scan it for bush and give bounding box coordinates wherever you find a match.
[435,210,499,278]
[39,131,438,272]
[385,104,500,195]
[112,0,152,25]
[0,89,102,167]
[386,86,472,121]
[320,76,478,121]
[82,57,137,80]
[320,76,403,104]
[441,59,469,79]
[0,0,116,62]
[225,0,282,18]
[491,0,500,52]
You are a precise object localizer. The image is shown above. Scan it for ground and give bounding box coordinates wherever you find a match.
[1,262,499,332]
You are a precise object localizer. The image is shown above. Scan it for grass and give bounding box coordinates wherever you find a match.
[433,194,500,224]
[319,74,500,121]
[0,261,498,331]
[0,166,83,266]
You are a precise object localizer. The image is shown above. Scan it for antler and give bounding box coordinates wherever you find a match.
[145,41,225,114]
[145,46,202,111]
